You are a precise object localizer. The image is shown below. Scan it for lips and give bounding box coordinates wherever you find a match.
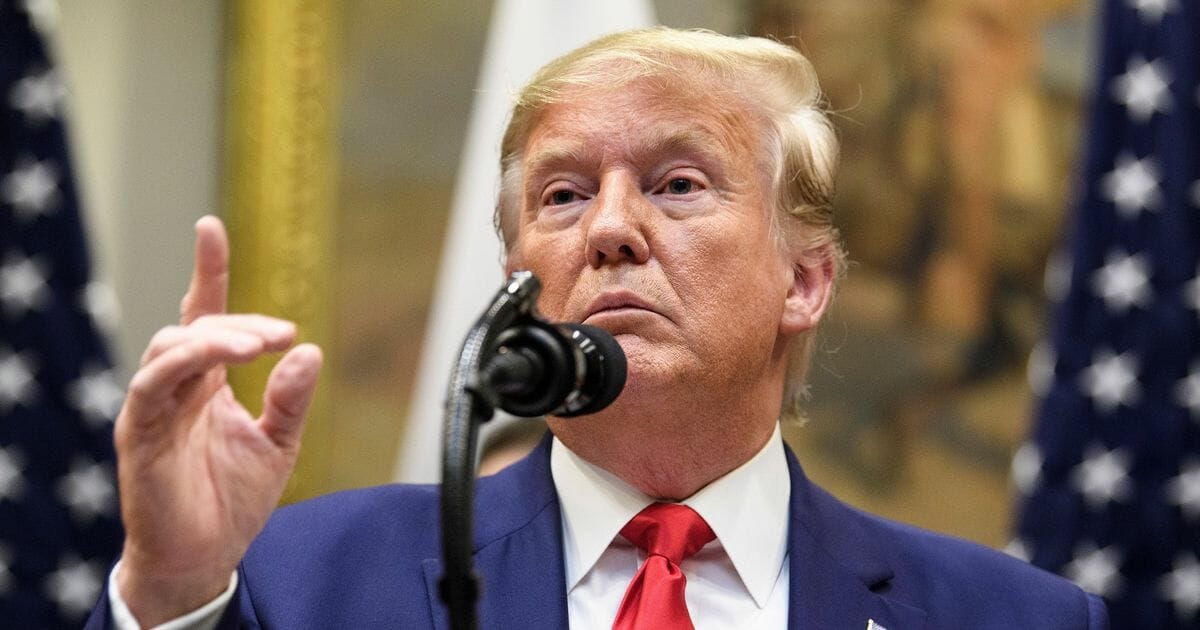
[582,290,664,324]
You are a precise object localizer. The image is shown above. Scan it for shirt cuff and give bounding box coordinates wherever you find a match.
[108,561,238,630]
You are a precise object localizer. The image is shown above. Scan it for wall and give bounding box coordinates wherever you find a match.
[52,0,223,377]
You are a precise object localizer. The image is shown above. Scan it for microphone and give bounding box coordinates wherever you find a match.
[438,272,621,629]
[480,321,626,417]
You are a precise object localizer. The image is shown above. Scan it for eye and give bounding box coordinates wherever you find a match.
[538,179,591,212]
[549,189,577,205]
[657,173,707,197]
[665,178,695,195]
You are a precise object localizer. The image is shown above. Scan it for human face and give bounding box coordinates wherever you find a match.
[508,80,799,419]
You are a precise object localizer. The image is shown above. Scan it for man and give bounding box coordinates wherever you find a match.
[89,28,1107,629]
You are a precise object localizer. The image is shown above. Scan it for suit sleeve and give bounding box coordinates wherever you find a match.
[83,562,238,630]
[1086,593,1109,630]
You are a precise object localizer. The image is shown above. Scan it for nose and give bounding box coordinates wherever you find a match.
[584,172,651,268]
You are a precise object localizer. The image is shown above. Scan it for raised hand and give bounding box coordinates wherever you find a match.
[114,216,323,625]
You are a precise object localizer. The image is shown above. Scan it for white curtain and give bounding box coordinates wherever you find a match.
[394,0,656,483]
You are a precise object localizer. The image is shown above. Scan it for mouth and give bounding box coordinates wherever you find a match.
[582,290,664,325]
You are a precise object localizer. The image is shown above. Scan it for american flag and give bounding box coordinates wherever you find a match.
[1,0,124,626]
[1011,0,1200,627]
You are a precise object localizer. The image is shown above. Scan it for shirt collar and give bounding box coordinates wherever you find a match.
[550,424,790,608]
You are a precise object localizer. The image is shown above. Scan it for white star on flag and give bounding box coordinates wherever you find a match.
[1111,55,1172,122]
[0,445,27,502]
[1179,363,1200,420]
[1003,538,1033,563]
[43,555,103,618]
[1168,459,1200,522]
[0,542,12,595]
[1044,250,1072,303]
[7,67,65,123]
[1160,553,1200,620]
[1185,267,1200,317]
[0,347,39,411]
[1072,445,1134,508]
[80,281,121,333]
[67,365,124,426]
[20,0,61,34]
[0,157,61,220]
[1128,0,1178,23]
[56,457,115,523]
[1066,544,1125,598]
[0,252,51,316]
[1101,153,1162,218]
[1012,442,1044,496]
[1027,343,1056,398]
[1080,349,1141,413]
[1091,250,1152,313]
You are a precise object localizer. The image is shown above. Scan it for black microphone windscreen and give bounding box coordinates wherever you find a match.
[557,323,626,417]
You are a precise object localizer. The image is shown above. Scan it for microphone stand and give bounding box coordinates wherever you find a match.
[438,271,540,630]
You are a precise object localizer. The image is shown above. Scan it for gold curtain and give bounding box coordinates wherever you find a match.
[222,0,340,504]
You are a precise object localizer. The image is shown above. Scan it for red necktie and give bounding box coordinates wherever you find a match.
[612,503,716,630]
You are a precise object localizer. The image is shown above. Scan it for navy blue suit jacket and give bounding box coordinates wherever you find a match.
[89,435,1106,628]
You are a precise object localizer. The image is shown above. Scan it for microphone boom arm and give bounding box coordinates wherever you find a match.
[438,271,540,630]
[437,271,626,629]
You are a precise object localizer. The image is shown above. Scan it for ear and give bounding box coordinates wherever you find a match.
[779,251,835,336]
[503,249,525,278]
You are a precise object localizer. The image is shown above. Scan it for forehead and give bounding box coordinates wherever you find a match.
[521,79,764,173]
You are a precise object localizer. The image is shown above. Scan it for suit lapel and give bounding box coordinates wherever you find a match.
[422,436,930,629]
[785,446,927,630]
[423,434,568,629]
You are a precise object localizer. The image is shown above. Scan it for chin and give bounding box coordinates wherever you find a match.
[552,337,700,427]
[611,336,691,382]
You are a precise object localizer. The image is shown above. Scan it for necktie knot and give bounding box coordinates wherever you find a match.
[613,503,714,629]
[620,503,715,566]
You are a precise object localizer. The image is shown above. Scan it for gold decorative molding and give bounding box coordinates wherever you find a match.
[221,0,340,504]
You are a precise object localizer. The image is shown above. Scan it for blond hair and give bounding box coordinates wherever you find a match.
[494,27,845,421]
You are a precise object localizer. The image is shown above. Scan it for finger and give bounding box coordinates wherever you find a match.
[259,343,323,451]
[192,314,296,345]
[141,316,297,366]
[140,327,269,368]
[127,335,268,410]
[180,216,230,325]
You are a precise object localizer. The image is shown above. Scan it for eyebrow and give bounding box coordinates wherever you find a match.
[522,127,724,192]
[523,145,592,187]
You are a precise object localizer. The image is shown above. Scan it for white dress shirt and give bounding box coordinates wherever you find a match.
[553,424,790,629]
[112,424,791,629]
[109,561,235,630]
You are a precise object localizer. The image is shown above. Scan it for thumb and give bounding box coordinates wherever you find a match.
[259,343,323,450]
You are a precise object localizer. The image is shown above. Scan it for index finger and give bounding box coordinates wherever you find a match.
[180,215,229,324]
